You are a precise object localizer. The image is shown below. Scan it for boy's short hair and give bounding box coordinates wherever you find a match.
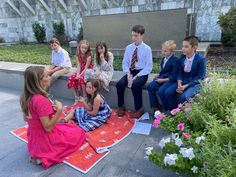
[50,38,61,46]
[183,36,199,47]
[132,25,145,35]
[162,40,176,51]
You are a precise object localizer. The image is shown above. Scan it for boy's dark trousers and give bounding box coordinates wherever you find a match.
[116,69,148,110]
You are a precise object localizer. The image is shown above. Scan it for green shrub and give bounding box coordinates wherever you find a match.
[197,76,236,121]
[0,37,5,43]
[19,38,29,45]
[199,137,236,177]
[32,22,46,43]
[52,21,67,44]
[208,120,236,147]
[188,104,214,132]
[218,6,236,45]
[77,24,83,42]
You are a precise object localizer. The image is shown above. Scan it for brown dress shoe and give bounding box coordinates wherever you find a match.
[117,107,125,117]
[132,109,144,119]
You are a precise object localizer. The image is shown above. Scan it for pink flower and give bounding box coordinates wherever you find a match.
[183,132,191,138]
[153,119,161,127]
[178,103,183,109]
[170,108,180,115]
[157,113,165,121]
[177,123,185,131]
[184,107,191,113]
[186,102,191,108]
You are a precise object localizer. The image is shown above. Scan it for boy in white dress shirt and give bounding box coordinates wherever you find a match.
[116,25,153,118]
[48,38,71,88]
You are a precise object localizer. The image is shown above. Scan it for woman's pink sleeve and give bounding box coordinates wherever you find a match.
[32,95,54,117]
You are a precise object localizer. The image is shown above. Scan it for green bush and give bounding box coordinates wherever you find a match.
[77,24,83,42]
[188,104,214,132]
[32,22,46,43]
[199,136,236,177]
[0,37,5,43]
[52,21,67,44]
[197,76,236,121]
[218,6,236,45]
[19,38,29,45]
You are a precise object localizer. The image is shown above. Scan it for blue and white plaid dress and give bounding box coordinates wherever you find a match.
[74,96,112,132]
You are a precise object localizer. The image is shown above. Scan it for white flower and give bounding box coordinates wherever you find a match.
[164,153,178,166]
[195,136,205,144]
[145,147,153,156]
[175,138,183,147]
[171,133,179,140]
[179,147,195,160]
[191,166,198,173]
[159,137,171,149]
[154,110,161,118]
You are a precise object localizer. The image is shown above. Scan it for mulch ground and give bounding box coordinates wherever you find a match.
[206,45,236,70]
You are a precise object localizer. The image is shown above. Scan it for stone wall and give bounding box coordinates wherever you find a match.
[0,0,235,43]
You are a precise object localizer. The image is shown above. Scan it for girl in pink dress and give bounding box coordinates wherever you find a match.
[20,66,86,169]
[67,40,93,103]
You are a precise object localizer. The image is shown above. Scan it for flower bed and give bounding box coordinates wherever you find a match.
[146,75,236,176]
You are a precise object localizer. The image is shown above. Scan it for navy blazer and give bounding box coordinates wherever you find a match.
[159,54,178,82]
[177,52,206,87]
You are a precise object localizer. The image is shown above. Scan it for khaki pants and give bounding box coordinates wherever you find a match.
[46,68,70,93]
[50,68,70,85]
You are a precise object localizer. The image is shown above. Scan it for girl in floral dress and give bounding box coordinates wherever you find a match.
[67,40,93,102]
[84,41,114,91]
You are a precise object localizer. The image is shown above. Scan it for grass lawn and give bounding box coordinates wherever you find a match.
[0,44,70,65]
[0,44,161,73]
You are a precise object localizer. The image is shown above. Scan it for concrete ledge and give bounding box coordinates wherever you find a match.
[0,61,155,112]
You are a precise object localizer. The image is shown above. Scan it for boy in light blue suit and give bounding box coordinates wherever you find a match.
[162,36,206,111]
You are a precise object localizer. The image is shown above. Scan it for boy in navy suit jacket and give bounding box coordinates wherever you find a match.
[162,36,206,111]
[147,40,178,112]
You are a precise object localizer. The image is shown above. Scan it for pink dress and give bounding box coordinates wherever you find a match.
[67,53,93,90]
[27,94,86,169]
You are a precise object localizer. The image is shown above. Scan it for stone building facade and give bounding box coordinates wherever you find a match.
[0,0,235,42]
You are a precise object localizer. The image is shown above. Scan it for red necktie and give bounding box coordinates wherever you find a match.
[130,47,137,70]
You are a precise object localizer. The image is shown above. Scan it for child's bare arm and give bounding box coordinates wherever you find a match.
[76,56,81,78]
[87,95,102,116]
[80,56,92,76]
[82,98,92,111]
[49,65,56,70]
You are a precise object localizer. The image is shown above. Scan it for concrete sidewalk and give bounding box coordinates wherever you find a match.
[0,87,179,177]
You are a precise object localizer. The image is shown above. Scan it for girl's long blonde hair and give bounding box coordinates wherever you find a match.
[20,66,47,117]
[76,40,91,56]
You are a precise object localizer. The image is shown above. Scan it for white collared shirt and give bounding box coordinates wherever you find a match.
[122,42,153,76]
[184,54,195,72]
[163,55,172,68]
[51,47,72,68]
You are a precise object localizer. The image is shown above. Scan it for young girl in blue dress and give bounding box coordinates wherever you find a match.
[63,79,112,131]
